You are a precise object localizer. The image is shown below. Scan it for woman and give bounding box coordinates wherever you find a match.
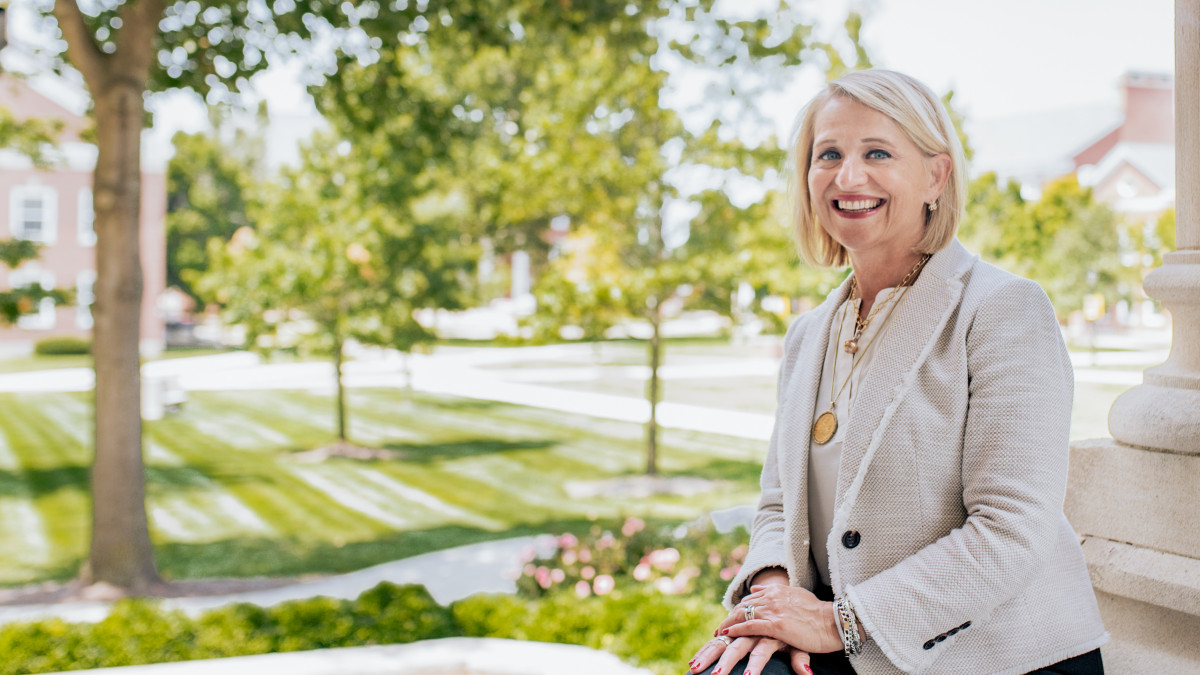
[686,70,1107,675]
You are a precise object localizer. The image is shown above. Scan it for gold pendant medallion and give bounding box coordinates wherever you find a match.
[843,339,858,354]
[813,410,838,445]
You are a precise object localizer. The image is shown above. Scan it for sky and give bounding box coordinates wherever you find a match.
[3,0,1178,171]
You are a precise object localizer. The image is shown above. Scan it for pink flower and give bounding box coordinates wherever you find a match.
[559,533,579,549]
[523,564,536,577]
[622,517,645,537]
[720,567,735,581]
[633,562,652,581]
[593,574,615,595]
[655,577,678,594]
[536,566,552,589]
[648,547,680,571]
[550,568,566,583]
[596,534,615,550]
[575,580,591,598]
[520,546,538,562]
[578,547,593,563]
[561,549,578,566]
[581,565,596,580]
[731,545,749,562]
[708,551,722,566]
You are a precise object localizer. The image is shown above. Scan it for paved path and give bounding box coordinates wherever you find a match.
[38,639,654,675]
[0,341,1161,442]
[0,535,557,626]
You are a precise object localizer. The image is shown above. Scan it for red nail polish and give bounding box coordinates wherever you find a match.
[721,629,730,635]
[714,629,718,637]
[713,669,722,675]
[803,665,813,674]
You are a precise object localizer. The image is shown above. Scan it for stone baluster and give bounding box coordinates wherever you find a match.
[1064,1,1200,671]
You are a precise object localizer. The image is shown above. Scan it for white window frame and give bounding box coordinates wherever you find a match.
[8,185,58,244]
[9,265,57,331]
[76,269,96,329]
[77,187,96,247]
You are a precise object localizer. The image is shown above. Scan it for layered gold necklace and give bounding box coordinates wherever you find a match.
[812,254,930,445]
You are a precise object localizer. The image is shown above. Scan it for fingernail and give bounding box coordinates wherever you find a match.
[714,629,718,637]
[713,669,722,675]
[721,629,730,635]
[803,666,813,674]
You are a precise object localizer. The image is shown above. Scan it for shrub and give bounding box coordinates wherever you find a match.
[515,517,748,603]
[34,336,92,355]
[0,584,455,675]
[449,587,726,675]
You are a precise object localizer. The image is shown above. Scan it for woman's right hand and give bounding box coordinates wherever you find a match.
[687,634,812,675]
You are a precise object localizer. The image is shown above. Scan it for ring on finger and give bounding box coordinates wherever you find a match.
[744,604,756,621]
[715,635,732,646]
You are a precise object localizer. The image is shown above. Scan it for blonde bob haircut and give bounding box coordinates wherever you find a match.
[791,69,967,268]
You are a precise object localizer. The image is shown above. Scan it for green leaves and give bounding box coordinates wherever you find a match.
[959,173,1132,317]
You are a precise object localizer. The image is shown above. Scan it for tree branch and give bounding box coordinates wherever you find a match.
[113,0,165,85]
[51,0,106,88]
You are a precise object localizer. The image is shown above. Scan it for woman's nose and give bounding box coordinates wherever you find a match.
[835,158,867,188]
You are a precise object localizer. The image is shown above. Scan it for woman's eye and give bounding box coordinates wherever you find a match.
[867,149,891,159]
[816,149,840,161]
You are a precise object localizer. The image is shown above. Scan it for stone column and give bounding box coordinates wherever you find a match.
[1064,1,1200,671]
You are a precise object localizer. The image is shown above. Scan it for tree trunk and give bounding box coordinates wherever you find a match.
[333,331,348,442]
[645,296,662,475]
[85,78,159,591]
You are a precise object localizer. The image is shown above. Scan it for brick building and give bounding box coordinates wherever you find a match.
[0,74,165,352]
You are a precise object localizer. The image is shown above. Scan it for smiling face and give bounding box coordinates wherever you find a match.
[807,95,949,266]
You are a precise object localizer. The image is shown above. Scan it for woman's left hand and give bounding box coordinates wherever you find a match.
[717,584,845,655]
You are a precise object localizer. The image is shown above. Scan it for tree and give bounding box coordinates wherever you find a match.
[21,0,659,592]
[201,130,474,449]
[959,173,1130,318]
[513,4,868,474]
[166,128,260,305]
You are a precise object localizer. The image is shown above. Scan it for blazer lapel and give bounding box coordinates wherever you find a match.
[834,240,977,506]
[775,278,852,521]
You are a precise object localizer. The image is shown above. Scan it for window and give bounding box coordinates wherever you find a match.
[8,185,58,244]
[78,188,95,246]
[9,265,57,331]
[76,269,96,329]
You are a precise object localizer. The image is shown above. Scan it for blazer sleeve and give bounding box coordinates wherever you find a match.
[723,313,812,609]
[845,278,1074,672]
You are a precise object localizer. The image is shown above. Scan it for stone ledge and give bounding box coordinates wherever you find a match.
[41,639,654,675]
[1066,438,1200,559]
[1082,536,1200,618]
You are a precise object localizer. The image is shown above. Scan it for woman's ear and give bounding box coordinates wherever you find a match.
[927,153,952,200]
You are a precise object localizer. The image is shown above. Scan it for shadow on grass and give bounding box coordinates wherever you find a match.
[153,519,599,581]
[381,438,558,463]
[0,465,89,498]
[657,457,764,484]
[0,464,273,499]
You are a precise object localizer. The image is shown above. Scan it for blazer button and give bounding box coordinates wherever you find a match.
[841,530,861,549]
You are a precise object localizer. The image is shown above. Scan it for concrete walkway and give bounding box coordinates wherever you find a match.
[0,535,557,626]
[0,341,1161,443]
[38,639,654,675]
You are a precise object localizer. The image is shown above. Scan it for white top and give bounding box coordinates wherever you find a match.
[809,286,903,587]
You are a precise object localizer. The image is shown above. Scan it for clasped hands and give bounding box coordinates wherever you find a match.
[688,580,843,675]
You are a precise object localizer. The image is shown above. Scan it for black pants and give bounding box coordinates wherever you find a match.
[691,648,1102,675]
[690,584,1103,675]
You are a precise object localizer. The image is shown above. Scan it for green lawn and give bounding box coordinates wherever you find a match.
[0,388,765,587]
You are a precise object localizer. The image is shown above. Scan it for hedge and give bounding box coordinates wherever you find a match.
[33,337,92,356]
[0,583,723,675]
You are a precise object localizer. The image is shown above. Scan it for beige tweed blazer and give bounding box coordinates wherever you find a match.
[725,240,1107,675]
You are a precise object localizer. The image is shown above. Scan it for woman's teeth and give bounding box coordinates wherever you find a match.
[837,199,882,212]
